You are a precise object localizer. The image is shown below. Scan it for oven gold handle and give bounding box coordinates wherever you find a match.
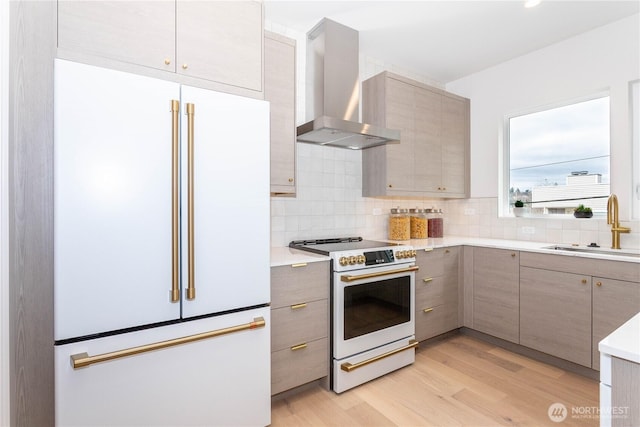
[340,339,419,372]
[70,317,266,369]
[340,265,419,282]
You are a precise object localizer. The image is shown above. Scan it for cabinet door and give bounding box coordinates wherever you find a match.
[592,278,640,370]
[265,32,296,194]
[176,1,263,91]
[414,87,442,193]
[385,77,416,192]
[441,95,469,196]
[472,248,519,343]
[54,60,181,341]
[58,1,175,72]
[520,267,592,367]
[180,87,270,318]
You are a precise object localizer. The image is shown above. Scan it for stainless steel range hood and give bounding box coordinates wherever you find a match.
[296,18,400,150]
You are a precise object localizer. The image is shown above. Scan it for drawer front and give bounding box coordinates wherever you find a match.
[271,261,329,308]
[271,299,328,351]
[416,275,458,308]
[415,303,459,342]
[271,338,328,395]
[415,249,444,278]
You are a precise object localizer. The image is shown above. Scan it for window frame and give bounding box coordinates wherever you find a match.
[501,91,611,218]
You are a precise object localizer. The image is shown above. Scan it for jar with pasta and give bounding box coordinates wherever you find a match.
[388,208,410,240]
[409,208,428,239]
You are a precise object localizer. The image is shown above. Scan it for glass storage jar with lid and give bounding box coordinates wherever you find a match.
[388,207,410,240]
[409,208,428,239]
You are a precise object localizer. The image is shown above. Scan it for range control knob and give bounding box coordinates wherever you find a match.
[348,256,357,265]
[410,249,416,257]
[339,256,348,266]
[357,255,366,264]
[396,250,405,259]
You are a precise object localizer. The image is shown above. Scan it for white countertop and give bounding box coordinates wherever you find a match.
[271,236,640,266]
[599,311,640,364]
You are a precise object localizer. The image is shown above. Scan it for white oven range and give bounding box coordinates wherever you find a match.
[289,237,418,393]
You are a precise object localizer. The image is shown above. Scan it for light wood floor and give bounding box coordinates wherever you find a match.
[271,334,599,426]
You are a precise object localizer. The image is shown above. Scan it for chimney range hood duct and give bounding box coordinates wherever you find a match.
[296,18,400,150]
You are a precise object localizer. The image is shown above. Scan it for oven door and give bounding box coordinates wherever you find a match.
[333,263,416,360]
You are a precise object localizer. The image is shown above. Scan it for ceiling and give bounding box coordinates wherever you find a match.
[264,1,640,83]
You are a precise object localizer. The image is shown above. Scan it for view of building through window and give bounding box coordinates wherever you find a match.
[508,96,610,215]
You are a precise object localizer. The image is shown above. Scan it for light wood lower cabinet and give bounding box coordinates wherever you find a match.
[472,248,520,343]
[520,266,592,367]
[592,277,640,370]
[270,261,329,395]
[415,248,459,341]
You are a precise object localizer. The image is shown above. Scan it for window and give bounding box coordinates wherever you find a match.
[507,95,610,216]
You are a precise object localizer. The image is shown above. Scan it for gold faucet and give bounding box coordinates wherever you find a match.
[606,194,631,249]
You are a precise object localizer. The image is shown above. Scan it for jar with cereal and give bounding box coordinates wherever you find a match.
[409,208,428,239]
[388,208,410,240]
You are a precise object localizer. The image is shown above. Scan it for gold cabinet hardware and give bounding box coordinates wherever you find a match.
[511,253,516,257]
[388,184,393,188]
[70,317,265,369]
[186,103,196,300]
[596,281,602,287]
[423,277,433,283]
[341,340,418,372]
[445,249,450,254]
[341,265,419,282]
[423,307,434,313]
[170,100,180,303]
[164,58,171,65]
[288,178,294,183]
[423,247,433,252]
[290,303,307,310]
[291,263,307,268]
[290,343,307,351]
[581,279,587,284]
[182,64,188,70]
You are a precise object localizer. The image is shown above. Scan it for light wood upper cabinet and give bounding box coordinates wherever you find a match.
[472,248,520,343]
[362,72,469,198]
[265,31,296,195]
[58,1,263,93]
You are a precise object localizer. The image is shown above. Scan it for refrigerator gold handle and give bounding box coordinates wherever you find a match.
[186,103,196,300]
[70,317,266,369]
[341,265,419,282]
[340,339,418,372]
[170,100,180,303]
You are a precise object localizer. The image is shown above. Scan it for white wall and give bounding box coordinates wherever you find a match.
[446,14,640,219]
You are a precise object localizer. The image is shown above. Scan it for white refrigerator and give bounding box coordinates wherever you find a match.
[53,59,271,426]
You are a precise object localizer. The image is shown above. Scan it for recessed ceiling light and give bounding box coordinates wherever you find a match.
[525,0,541,8]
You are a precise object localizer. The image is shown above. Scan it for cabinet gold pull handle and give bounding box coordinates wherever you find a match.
[423,248,433,252]
[186,103,196,300]
[341,340,418,372]
[70,317,265,369]
[581,279,587,284]
[291,343,307,351]
[445,249,450,254]
[596,281,602,287]
[423,307,434,313]
[423,277,433,283]
[511,253,516,257]
[170,100,180,303]
[291,263,307,268]
[182,63,188,70]
[290,303,307,310]
[164,58,171,65]
[288,178,294,183]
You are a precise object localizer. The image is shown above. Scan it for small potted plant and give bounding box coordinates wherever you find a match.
[514,200,525,217]
[574,204,593,218]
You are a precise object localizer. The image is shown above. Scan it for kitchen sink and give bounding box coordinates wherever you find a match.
[543,245,640,258]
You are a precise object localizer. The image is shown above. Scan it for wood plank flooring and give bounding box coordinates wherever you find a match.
[271,334,599,426]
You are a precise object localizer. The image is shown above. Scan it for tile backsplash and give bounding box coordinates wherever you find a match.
[270,143,639,250]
